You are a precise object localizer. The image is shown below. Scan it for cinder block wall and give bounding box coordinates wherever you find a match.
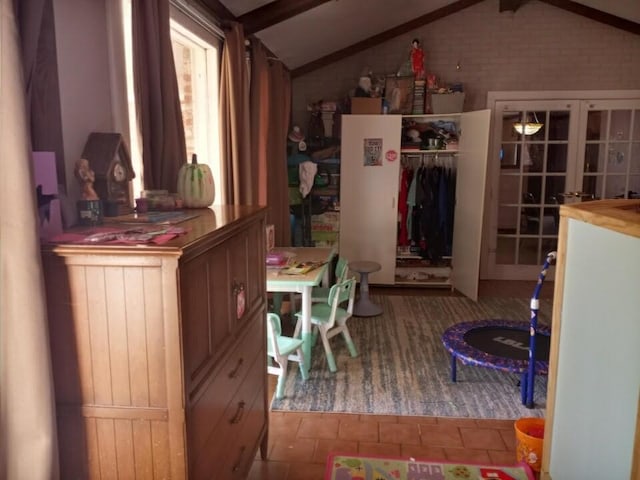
[291,0,640,128]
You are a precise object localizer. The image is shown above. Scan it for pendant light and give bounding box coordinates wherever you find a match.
[514,112,543,135]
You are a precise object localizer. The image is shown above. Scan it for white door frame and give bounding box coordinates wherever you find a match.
[481,90,640,280]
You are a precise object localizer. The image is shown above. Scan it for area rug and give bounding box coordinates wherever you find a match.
[270,295,550,419]
[325,453,535,480]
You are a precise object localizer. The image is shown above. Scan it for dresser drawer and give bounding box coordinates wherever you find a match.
[228,220,265,331]
[182,224,266,391]
[186,318,263,458]
[217,387,267,480]
[189,348,265,479]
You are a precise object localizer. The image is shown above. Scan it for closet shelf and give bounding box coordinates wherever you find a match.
[400,149,458,154]
[394,276,453,288]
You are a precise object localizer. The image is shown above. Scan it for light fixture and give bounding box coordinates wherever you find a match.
[514,112,543,135]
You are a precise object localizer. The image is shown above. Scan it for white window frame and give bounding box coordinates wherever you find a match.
[116,0,224,203]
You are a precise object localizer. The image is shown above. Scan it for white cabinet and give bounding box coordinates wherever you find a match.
[339,110,491,300]
[541,199,640,480]
[339,115,402,285]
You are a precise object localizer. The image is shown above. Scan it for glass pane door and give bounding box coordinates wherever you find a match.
[578,100,640,201]
[487,100,580,280]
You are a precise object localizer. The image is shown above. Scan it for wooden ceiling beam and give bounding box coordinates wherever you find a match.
[239,0,333,35]
[538,0,640,35]
[291,0,484,78]
[193,0,236,23]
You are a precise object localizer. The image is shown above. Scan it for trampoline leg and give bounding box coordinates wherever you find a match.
[520,372,527,406]
[526,375,535,409]
[450,354,457,382]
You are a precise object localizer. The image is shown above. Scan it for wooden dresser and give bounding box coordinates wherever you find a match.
[42,205,268,479]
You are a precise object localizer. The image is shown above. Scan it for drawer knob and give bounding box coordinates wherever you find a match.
[229,400,246,424]
[233,280,246,319]
[228,358,244,379]
[231,446,246,472]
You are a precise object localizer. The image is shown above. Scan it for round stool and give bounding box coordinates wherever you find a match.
[348,261,382,317]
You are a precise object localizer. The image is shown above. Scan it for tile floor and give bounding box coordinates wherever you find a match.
[249,281,549,479]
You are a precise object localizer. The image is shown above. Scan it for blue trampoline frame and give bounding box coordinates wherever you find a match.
[441,252,556,409]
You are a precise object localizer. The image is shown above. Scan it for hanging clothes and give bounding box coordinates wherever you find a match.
[397,166,412,246]
[398,158,456,263]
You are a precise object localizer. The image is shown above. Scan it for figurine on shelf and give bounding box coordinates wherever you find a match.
[74,158,99,201]
[410,38,425,80]
[354,68,373,97]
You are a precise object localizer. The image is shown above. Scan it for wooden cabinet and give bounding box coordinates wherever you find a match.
[42,205,268,479]
[541,199,640,480]
[339,111,490,300]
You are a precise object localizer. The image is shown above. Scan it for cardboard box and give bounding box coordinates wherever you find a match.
[431,92,465,114]
[351,97,382,114]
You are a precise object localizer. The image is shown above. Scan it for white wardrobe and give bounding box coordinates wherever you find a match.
[339,111,491,300]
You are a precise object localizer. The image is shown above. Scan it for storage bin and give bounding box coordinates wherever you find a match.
[351,97,382,114]
[431,92,465,114]
[514,417,545,472]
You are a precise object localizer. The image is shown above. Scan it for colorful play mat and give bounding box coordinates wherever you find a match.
[325,453,535,480]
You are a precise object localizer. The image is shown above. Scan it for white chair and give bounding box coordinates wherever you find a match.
[266,313,308,399]
[294,277,358,373]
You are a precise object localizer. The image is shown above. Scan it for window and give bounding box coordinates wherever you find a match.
[121,0,222,202]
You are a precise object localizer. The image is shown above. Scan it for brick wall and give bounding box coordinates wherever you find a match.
[291,0,640,128]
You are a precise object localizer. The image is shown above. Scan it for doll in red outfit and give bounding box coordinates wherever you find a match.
[410,38,425,80]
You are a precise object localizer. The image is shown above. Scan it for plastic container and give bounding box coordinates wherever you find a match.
[514,417,545,472]
[431,92,465,114]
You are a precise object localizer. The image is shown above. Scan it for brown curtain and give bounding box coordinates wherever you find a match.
[132,0,186,191]
[1,0,59,478]
[268,61,292,246]
[220,22,253,205]
[250,41,291,246]
[15,0,65,189]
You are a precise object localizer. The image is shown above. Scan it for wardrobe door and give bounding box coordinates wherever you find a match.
[451,109,491,300]
[339,114,402,284]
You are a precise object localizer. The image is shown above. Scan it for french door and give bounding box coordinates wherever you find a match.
[483,94,640,280]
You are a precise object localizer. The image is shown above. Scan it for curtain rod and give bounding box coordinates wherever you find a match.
[170,0,225,38]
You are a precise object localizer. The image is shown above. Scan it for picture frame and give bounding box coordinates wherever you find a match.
[384,75,414,114]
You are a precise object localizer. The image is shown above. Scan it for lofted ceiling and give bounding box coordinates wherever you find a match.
[202,0,640,76]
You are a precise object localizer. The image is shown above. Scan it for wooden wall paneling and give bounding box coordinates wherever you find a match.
[123,266,151,407]
[104,266,132,406]
[143,263,168,408]
[85,265,113,405]
[85,417,101,477]
[67,264,95,404]
[159,256,187,479]
[151,420,171,478]
[96,418,118,478]
[114,419,135,476]
[131,420,155,477]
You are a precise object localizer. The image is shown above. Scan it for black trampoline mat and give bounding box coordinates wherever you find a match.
[463,327,550,362]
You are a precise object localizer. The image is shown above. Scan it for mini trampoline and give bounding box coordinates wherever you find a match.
[442,251,555,408]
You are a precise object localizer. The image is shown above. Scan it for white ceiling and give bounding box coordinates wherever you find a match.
[218,0,640,71]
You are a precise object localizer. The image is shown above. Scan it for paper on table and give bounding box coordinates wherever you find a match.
[279,261,326,275]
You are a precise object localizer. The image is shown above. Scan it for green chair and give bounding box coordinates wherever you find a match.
[311,256,350,303]
[294,277,358,373]
[266,313,308,399]
[288,256,349,315]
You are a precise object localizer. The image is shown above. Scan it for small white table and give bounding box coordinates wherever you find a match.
[348,260,382,317]
[266,247,335,374]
